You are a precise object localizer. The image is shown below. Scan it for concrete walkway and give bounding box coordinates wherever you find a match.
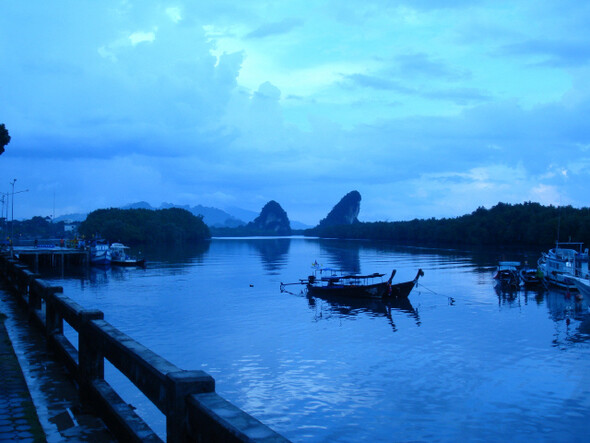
[0,314,45,441]
[0,286,116,442]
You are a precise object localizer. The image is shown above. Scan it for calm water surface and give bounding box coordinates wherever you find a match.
[45,237,590,442]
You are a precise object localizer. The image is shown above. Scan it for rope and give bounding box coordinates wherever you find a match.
[416,283,456,305]
[418,282,501,306]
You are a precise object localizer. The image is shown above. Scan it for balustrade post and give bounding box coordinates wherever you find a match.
[166,370,215,442]
[78,309,105,404]
[44,285,64,336]
[25,272,42,312]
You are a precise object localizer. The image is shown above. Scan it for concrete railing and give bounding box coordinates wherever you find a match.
[0,253,288,442]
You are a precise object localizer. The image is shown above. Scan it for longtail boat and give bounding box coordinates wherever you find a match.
[282,264,424,299]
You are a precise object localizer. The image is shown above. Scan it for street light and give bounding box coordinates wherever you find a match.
[9,179,29,243]
[0,192,6,237]
[10,179,16,241]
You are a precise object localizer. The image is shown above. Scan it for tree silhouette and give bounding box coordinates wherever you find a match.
[0,124,10,155]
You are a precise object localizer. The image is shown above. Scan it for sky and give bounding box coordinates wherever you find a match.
[1,1,590,226]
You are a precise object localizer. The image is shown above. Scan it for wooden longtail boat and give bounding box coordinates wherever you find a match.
[302,267,424,299]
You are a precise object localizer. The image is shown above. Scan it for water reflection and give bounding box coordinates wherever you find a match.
[317,239,361,273]
[248,238,291,274]
[306,293,420,332]
[544,289,590,322]
[140,241,210,266]
[316,238,546,277]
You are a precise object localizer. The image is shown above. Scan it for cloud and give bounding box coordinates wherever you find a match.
[3,0,590,225]
[499,39,590,67]
[341,72,489,105]
[393,53,469,81]
[342,73,413,92]
[246,18,304,39]
[129,30,156,46]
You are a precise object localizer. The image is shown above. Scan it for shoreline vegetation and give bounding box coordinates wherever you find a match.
[304,202,590,247]
[4,201,590,249]
[78,207,210,245]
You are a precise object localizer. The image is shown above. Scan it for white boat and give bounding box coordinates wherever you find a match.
[89,239,112,266]
[537,242,590,289]
[110,243,145,267]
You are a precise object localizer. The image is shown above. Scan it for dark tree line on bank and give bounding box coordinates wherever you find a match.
[306,202,590,247]
[79,208,210,245]
[3,216,66,241]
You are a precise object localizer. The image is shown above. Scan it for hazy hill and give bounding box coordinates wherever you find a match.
[54,202,311,229]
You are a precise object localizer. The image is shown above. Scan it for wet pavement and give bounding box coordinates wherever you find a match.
[0,284,116,442]
[0,314,45,441]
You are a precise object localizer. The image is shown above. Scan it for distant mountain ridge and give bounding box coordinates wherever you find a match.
[53,202,311,229]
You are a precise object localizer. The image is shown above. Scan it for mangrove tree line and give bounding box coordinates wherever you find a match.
[306,202,590,247]
[79,207,210,245]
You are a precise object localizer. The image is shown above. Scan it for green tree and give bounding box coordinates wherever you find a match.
[79,207,210,245]
[0,123,10,155]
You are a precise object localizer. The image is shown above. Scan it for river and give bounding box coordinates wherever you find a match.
[44,237,590,442]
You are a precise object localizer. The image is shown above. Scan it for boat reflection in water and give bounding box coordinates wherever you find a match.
[306,291,421,332]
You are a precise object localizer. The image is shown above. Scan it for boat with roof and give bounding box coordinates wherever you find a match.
[281,262,424,299]
[493,261,521,288]
[110,243,145,267]
[537,241,590,290]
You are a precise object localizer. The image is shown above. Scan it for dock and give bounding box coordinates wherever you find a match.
[9,246,90,272]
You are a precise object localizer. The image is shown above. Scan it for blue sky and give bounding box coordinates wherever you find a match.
[1,1,589,225]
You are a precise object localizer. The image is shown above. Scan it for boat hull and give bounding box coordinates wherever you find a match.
[112,258,145,267]
[307,281,389,298]
[307,270,423,299]
[90,250,111,265]
[519,269,543,287]
[537,242,589,290]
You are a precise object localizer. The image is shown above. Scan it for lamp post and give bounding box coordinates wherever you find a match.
[0,193,6,238]
[8,180,29,245]
[10,179,16,241]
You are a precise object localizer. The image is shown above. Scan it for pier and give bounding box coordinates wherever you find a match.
[0,252,288,442]
[11,246,90,273]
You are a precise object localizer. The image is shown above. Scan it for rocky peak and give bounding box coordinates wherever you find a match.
[249,200,292,235]
[318,191,361,227]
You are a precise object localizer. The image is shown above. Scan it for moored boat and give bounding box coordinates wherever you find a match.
[302,266,424,299]
[110,243,145,267]
[89,239,111,266]
[519,267,543,287]
[537,242,590,290]
[493,261,520,287]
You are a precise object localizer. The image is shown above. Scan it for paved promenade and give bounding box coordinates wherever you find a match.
[0,314,45,441]
[0,285,116,442]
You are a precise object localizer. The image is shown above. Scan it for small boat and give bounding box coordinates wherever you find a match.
[493,261,520,287]
[519,268,543,287]
[110,243,145,267]
[302,266,424,299]
[537,242,590,290]
[89,239,112,266]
